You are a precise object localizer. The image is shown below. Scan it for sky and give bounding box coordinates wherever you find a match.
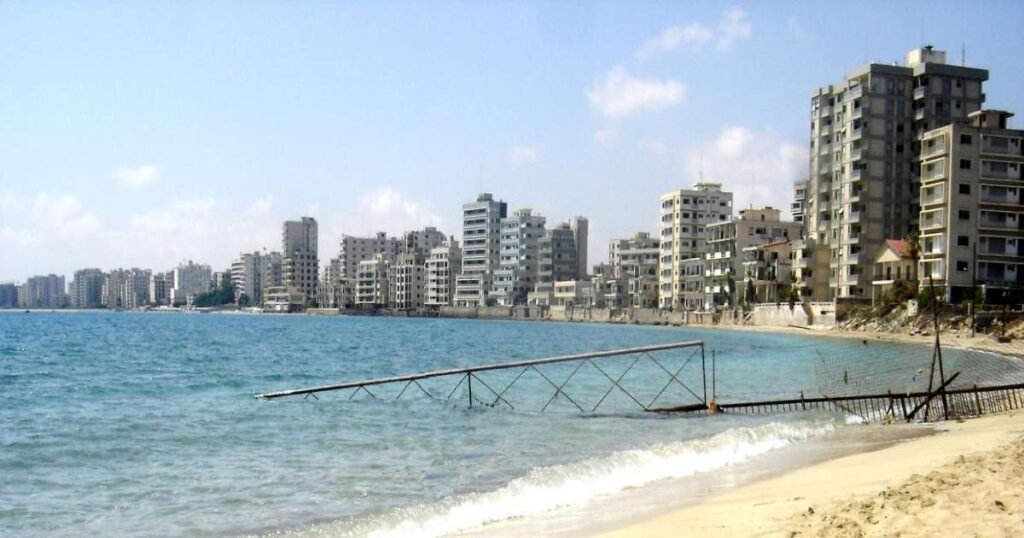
[2,1,1024,281]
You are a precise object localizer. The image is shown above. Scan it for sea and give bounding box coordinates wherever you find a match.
[2,312,1022,537]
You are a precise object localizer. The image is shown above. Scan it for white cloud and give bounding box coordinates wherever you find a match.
[507,145,540,165]
[684,126,807,214]
[593,127,618,145]
[586,67,687,119]
[114,164,160,187]
[327,186,444,240]
[636,23,713,58]
[716,7,752,51]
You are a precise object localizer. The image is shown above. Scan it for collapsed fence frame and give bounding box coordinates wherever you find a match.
[256,341,708,413]
[655,381,1024,422]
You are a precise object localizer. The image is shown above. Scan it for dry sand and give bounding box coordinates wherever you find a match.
[602,413,1024,538]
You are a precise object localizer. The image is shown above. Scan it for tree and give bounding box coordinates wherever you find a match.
[191,278,235,308]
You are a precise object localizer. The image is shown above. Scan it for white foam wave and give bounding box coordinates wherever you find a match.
[310,419,836,538]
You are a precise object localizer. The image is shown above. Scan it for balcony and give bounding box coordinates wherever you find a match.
[922,160,947,183]
[979,212,1023,231]
[849,148,866,162]
[920,209,945,231]
[921,187,946,207]
[980,162,1023,181]
[849,190,862,203]
[847,211,862,223]
[847,85,863,100]
[819,105,833,116]
[847,233,860,245]
[850,127,863,141]
[913,86,927,100]
[819,124,831,137]
[980,186,1023,206]
[914,108,926,121]
[847,168,864,182]
[922,139,947,158]
[981,136,1022,156]
[851,107,864,121]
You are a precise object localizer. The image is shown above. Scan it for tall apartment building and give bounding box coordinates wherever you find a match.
[425,238,461,307]
[282,217,318,304]
[388,253,427,310]
[570,216,589,280]
[918,109,1024,303]
[455,193,507,306]
[121,268,152,308]
[103,269,128,308]
[231,251,274,305]
[705,208,802,307]
[608,232,660,307]
[70,268,104,309]
[0,283,18,308]
[401,227,447,263]
[355,255,390,308]
[172,261,212,305]
[658,182,734,309]
[807,46,988,299]
[338,233,401,278]
[531,223,579,305]
[491,208,546,305]
[18,274,66,308]
[149,272,170,306]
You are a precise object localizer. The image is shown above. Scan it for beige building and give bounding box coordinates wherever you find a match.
[742,240,795,304]
[388,253,426,310]
[263,285,305,312]
[918,109,1024,303]
[282,217,318,304]
[356,255,390,308]
[425,238,461,307]
[553,280,594,307]
[491,208,546,305]
[790,239,830,301]
[705,208,801,308]
[608,232,660,308]
[806,46,988,299]
[659,182,733,309]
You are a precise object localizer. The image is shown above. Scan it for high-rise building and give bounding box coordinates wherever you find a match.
[282,217,318,304]
[18,274,65,308]
[917,109,1024,303]
[121,268,152,308]
[608,232,660,307]
[338,233,401,279]
[455,193,507,306]
[103,269,128,308]
[388,253,426,310]
[658,182,734,309]
[807,46,988,298]
[401,227,447,263]
[0,283,18,308]
[792,180,809,224]
[531,223,578,305]
[149,272,171,306]
[491,208,546,305]
[570,216,589,280]
[425,238,461,307]
[355,255,390,308]
[171,261,212,306]
[70,268,105,309]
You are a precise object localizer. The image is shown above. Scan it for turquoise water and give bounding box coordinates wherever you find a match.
[1,313,1019,537]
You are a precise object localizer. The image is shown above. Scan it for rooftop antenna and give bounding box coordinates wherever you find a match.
[961,42,965,66]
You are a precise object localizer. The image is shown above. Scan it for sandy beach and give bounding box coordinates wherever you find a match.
[602,412,1024,538]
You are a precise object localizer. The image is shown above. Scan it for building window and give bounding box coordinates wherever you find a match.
[959,184,971,195]
[960,134,972,145]
[959,210,970,221]
[956,261,969,272]
[960,159,972,170]
[958,236,969,247]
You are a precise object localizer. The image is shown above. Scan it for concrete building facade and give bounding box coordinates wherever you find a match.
[172,261,212,306]
[455,193,507,306]
[918,109,1024,303]
[425,238,461,307]
[282,217,318,304]
[18,274,66,308]
[659,182,734,309]
[70,268,105,309]
[491,208,546,305]
[807,46,988,299]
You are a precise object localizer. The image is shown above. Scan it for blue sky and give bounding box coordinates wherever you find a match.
[2,1,1024,281]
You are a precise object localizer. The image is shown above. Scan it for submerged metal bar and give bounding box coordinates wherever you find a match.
[256,341,704,399]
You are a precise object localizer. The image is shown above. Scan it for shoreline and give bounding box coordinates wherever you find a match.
[601,412,1024,538]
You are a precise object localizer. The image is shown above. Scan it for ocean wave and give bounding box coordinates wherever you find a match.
[287,418,837,538]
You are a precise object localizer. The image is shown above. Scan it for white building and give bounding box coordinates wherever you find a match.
[425,238,462,307]
[608,232,660,307]
[455,193,507,306]
[172,261,212,306]
[121,268,152,308]
[338,232,400,279]
[356,255,390,308]
[659,182,734,309]
[18,274,66,308]
[149,272,170,306]
[388,253,426,310]
[491,208,546,305]
[70,268,105,309]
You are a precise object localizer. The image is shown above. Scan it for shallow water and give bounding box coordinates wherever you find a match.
[0,313,1016,537]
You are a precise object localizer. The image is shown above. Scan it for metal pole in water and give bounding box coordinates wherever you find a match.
[712,349,717,400]
[701,344,708,406]
[467,373,473,408]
